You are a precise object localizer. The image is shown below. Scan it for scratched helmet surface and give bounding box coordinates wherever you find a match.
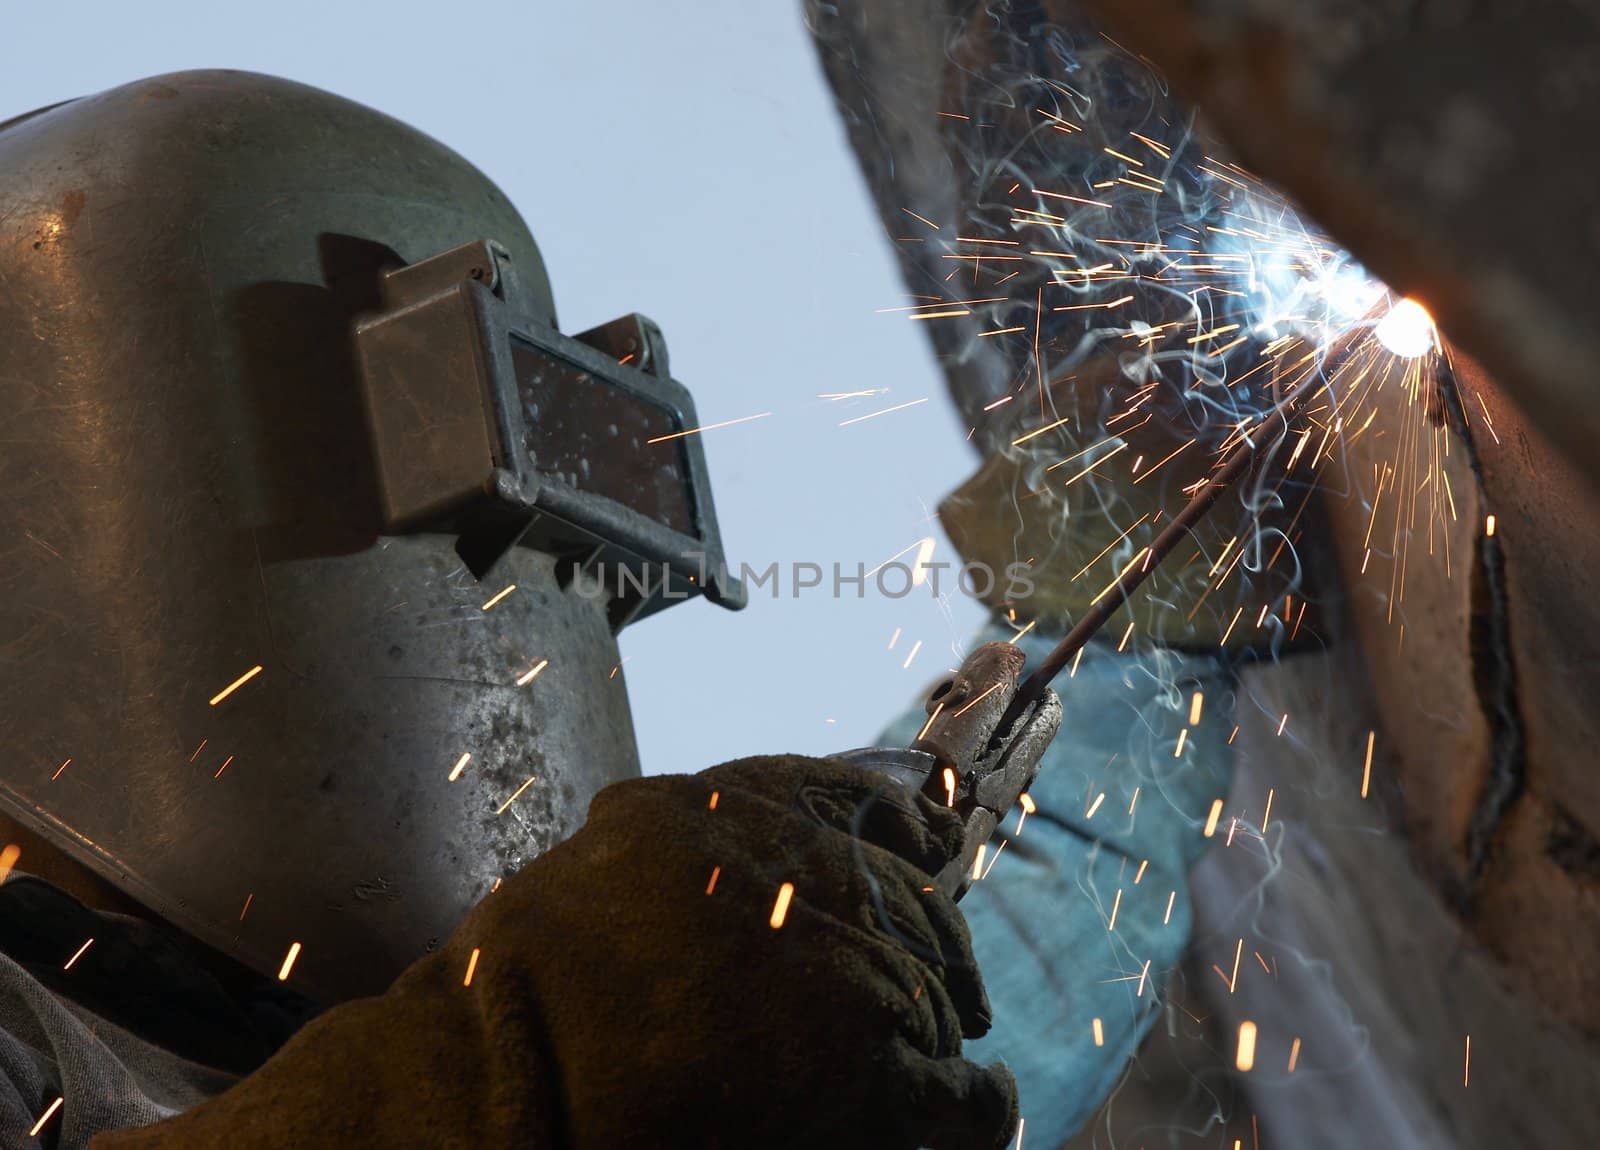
[0,70,740,1002]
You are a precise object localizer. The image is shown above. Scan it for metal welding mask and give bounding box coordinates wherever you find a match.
[0,70,743,1003]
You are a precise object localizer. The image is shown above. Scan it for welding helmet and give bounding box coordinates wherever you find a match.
[0,70,743,1002]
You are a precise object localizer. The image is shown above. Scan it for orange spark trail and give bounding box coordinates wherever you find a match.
[209,664,263,706]
[647,411,772,443]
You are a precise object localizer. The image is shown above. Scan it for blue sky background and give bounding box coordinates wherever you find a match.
[0,0,987,772]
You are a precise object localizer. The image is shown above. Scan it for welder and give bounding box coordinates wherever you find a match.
[0,70,1059,1149]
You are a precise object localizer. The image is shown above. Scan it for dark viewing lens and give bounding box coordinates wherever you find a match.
[511,336,697,536]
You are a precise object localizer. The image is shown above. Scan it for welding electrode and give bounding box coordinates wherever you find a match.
[994,370,1327,737]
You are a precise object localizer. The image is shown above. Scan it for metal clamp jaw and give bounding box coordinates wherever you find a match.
[837,642,1063,899]
[354,239,746,630]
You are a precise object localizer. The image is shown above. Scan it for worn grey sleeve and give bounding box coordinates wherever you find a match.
[0,951,229,1149]
[879,625,1235,1144]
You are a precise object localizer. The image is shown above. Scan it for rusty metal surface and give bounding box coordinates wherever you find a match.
[0,71,642,1003]
[1316,354,1489,898]
[1317,344,1600,1033]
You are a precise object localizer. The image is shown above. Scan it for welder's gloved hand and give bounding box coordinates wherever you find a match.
[93,757,1016,1150]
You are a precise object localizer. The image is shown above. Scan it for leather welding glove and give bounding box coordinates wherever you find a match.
[93,756,1017,1150]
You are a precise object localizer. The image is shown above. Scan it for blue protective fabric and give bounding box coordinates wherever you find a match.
[879,626,1236,1145]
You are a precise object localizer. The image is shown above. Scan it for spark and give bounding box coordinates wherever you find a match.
[516,659,549,687]
[239,893,253,921]
[1174,729,1188,757]
[1134,859,1148,884]
[1129,786,1141,815]
[1130,131,1171,158]
[1012,416,1071,445]
[464,948,481,987]
[1016,792,1035,833]
[63,938,94,970]
[1085,792,1106,819]
[1276,713,1288,737]
[770,882,795,929]
[952,682,1002,718]
[1375,298,1436,358]
[972,844,988,881]
[1187,323,1241,344]
[1485,514,1497,537]
[709,790,720,810]
[495,776,538,815]
[277,942,302,982]
[1163,890,1176,924]
[189,739,208,763]
[981,841,1006,880]
[1202,798,1224,837]
[1091,1018,1105,1047]
[902,640,923,669]
[1475,393,1502,443]
[916,702,947,742]
[209,664,264,706]
[213,755,234,779]
[1362,730,1376,799]
[448,752,472,782]
[51,759,70,781]
[901,207,939,229]
[1006,619,1038,644]
[706,866,721,895]
[481,584,516,611]
[1069,514,1150,581]
[1108,888,1123,930]
[1088,542,1149,604]
[839,398,929,426]
[907,308,971,321]
[1189,692,1204,725]
[28,1098,63,1138]
[818,389,888,403]
[1262,789,1275,832]
[647,411,772,443]
[909,537,939,586]
[1033,188,1112,209]
[943,767,957,807]
[887,626,902,650]
[1289,1037,1303,1073]
[1236,1020,1258,1072]
[1464,1034,1471,1086]
[1229,938,1244,992]
[24,531,61,559]
[1051,296,1134,312]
